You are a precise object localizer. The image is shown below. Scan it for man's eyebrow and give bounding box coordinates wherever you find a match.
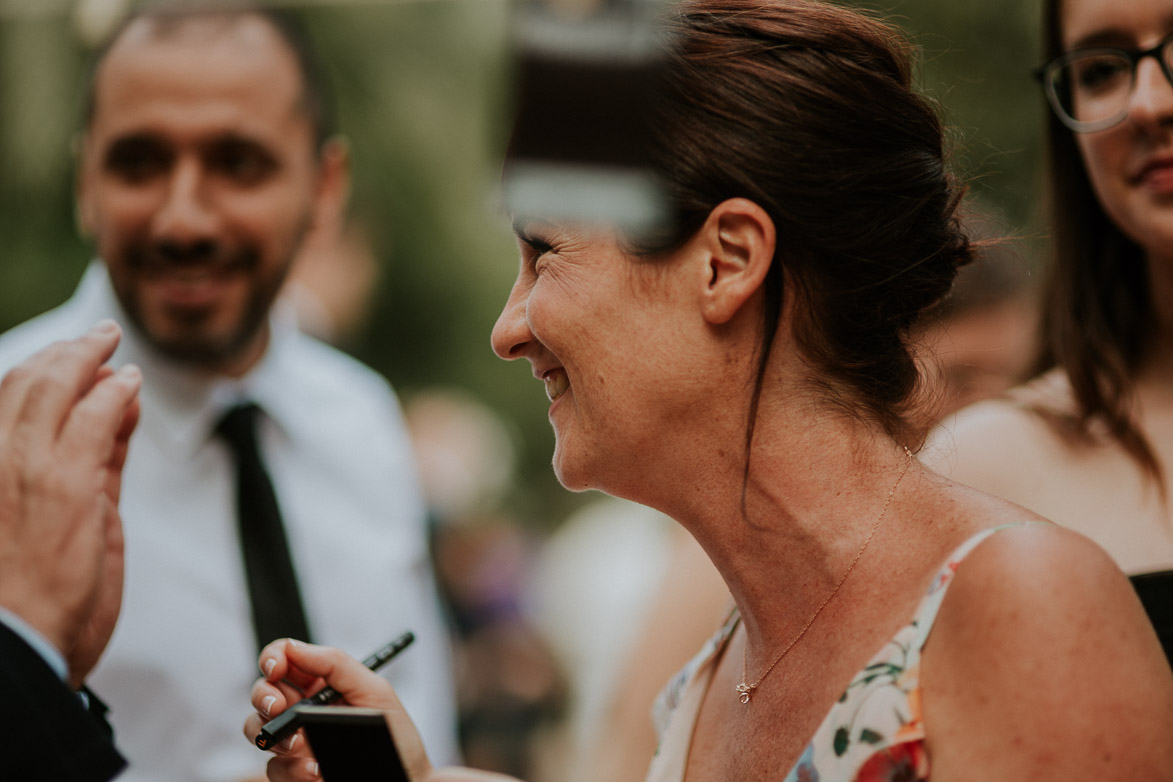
[204,131,271,147]
[105,131,163,148]
[101,132,168,162]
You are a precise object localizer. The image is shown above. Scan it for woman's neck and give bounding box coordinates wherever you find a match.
[661,409,920,657]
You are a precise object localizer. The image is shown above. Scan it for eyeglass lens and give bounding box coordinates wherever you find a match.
[1047,37,1173,130]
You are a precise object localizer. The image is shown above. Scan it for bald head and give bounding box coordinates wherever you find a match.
[86,4,335,150]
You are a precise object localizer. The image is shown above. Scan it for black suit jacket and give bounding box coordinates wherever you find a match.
[0,622,127,781]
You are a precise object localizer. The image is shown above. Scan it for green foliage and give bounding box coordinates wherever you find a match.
[847,0,1046,239]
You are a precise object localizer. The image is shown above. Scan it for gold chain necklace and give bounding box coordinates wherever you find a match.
[736,446,913,705]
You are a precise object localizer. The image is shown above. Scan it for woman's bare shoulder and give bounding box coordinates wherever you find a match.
[920,522,1173,780]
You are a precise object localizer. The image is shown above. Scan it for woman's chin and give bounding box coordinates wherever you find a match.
[551,445,598,493]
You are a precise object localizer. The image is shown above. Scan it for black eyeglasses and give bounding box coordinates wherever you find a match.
[1035,32,1173,132]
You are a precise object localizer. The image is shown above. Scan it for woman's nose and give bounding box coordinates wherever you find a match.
[1127,57,1173,130]
[491,277,532,361]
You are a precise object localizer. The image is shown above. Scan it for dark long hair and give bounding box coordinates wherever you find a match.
[1036,0,1160,481]
[631,0,973,447]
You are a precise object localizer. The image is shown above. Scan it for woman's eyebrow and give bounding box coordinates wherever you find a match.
[1067,27,1134,50]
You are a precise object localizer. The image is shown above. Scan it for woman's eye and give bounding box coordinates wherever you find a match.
[1073,55,1130,92]
[524,236,554,256]
[519,234,555,272]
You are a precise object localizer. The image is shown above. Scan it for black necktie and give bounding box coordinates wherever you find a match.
[216,403,312,654]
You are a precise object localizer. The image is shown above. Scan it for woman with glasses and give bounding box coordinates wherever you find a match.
[928,0,1173,666]
[245,1,1173,780]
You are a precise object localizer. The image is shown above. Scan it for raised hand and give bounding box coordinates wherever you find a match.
[0,321,141,685]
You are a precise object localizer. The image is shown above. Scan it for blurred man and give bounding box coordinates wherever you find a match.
[0,322,140,782]
[0,5,458,780]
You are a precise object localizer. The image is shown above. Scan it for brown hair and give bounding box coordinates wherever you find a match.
[1035,0,1160,481]
[633,0,973,445]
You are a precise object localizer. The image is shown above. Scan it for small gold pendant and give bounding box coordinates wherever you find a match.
[736,683,753,704]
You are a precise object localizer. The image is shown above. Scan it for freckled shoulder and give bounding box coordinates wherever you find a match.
[921,522,1173,781]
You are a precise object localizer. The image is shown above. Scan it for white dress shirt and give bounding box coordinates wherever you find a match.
[0,263,459,782]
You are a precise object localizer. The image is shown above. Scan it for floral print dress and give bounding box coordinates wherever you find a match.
[645,524,1029,782]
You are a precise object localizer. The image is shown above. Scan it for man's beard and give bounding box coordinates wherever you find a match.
[115,239,289,370]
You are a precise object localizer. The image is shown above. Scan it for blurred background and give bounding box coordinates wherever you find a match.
[0,0,1045,778]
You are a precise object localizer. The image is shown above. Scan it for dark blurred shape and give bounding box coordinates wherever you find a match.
[404,390,567,779]
[1130,571,1173,669]
[503,0,669,233]
[434,517,567,777]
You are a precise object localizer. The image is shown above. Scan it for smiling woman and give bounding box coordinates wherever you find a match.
[246,1,1173,781]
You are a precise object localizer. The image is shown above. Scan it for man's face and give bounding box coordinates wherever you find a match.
[78,15,325,374]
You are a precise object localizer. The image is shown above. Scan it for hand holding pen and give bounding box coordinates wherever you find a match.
[246,632,417,755]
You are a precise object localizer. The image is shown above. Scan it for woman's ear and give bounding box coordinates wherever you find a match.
[698,198,776,325]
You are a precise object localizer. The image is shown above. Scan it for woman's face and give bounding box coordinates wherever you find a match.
[490,222,708,495]
[1065,0,1173,262]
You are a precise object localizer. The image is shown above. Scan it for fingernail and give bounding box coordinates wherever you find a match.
[289,638,304,647]
[281,733,299,752]
[91,319,119,334]
[117,364,142,383]
[263,658,276,677]
[261,696,277,717]
[306,761,319,777]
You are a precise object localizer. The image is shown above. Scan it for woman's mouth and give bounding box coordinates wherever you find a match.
[1132,155,1173,194]
[544,369,569,401]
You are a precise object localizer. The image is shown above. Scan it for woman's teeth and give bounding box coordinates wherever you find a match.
[544,371,568,401]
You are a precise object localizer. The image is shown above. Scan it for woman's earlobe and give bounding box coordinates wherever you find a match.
[701,198,776,325]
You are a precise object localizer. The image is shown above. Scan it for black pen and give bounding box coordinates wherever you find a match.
[254,630,415,750]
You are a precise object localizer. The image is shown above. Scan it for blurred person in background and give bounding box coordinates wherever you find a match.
[0,323,140,782]
[247,1,1173,780]
[527,495,727,782]
[0,3,457,780]
[405,389,566,779]
[927,0,1173,665]
[285,215,380,348]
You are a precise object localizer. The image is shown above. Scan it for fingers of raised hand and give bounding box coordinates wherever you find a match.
[0,321,123,436]
[59,363,142,463]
